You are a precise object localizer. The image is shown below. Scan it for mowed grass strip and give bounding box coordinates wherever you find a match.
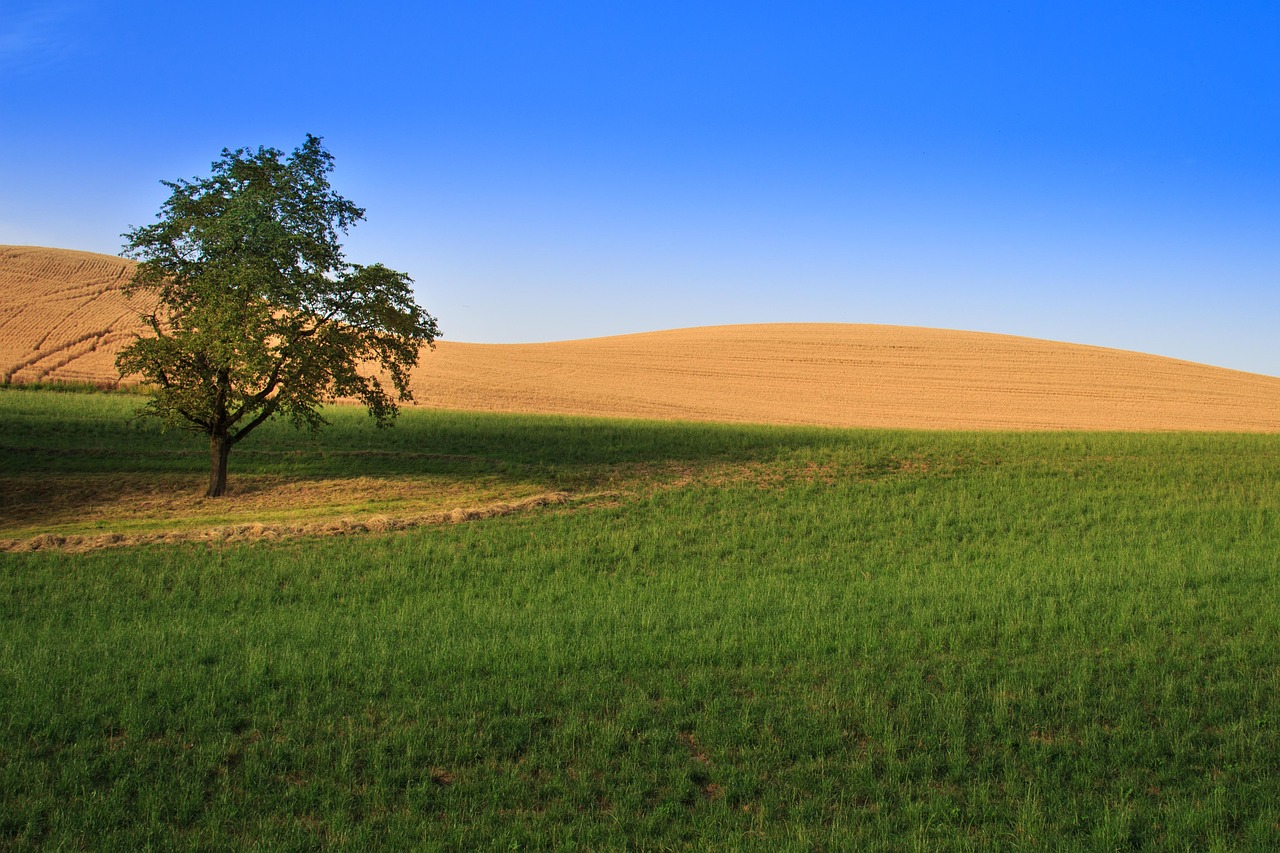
[0,389,685,542]
[2,390,1280,848]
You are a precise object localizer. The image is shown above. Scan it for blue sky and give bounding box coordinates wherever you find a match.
[3,2,1279,375]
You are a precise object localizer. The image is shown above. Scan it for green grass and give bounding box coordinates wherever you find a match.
[3,388,1280,849]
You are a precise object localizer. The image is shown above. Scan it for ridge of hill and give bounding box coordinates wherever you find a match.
[4,245,1279,431]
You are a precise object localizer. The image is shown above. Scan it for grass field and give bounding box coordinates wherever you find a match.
[3,389,1280,849]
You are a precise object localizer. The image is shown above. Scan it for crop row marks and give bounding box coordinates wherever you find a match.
[2,327,117,385]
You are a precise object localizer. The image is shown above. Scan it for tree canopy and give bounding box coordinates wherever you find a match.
[116,134,439,497]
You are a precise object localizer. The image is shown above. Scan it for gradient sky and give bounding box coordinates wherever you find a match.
[3,1,1279,375]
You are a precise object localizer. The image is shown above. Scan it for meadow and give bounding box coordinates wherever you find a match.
[2,388,1280,849]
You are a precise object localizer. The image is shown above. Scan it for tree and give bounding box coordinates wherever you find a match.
[116,134,439,497]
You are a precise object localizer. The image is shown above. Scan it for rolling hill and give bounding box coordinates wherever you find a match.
[0,246,148,387]
[4,245,1279,431]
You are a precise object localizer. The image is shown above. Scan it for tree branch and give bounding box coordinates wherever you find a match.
[225,316,329,426]
[230,399,278,445]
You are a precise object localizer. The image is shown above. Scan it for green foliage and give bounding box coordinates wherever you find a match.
[115,134,438,495]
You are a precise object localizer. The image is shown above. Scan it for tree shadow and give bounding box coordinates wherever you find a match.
[0,399,925,537]
[234,411,848,477]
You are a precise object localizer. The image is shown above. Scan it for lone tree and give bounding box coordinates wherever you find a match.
[117,134,439,497]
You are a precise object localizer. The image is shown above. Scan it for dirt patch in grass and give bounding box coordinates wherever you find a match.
[0,473,548,531]
[1,490,582,553]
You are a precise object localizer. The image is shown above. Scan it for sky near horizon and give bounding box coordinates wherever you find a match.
[2,2,1279,375]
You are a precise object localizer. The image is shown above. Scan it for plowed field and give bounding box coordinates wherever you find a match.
[6,245,1280,431]
[0,246,145,386]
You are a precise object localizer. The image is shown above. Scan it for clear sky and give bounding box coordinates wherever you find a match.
[3,1,1278,375]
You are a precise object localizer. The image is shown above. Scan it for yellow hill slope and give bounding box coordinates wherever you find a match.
[0,246,144,386]
[4,246,1279,431]
[413,326,1280,431]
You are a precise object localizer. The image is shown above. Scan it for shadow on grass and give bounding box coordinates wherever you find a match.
[0,473,206,533]
[2,389,1037,541]
[0,391,863,534]
[0,391,853,481]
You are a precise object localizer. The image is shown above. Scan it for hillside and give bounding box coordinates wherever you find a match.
[0,246,146,386]
[5,245,1280,431]
[412,325,1280,431]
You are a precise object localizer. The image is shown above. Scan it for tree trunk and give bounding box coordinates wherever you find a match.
[207,431,231,497]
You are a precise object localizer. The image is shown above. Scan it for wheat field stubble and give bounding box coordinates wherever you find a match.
[4,245,1279,431]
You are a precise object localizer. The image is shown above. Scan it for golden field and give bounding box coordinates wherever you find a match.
[4,245,1280,431]
[0,246,149,386]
